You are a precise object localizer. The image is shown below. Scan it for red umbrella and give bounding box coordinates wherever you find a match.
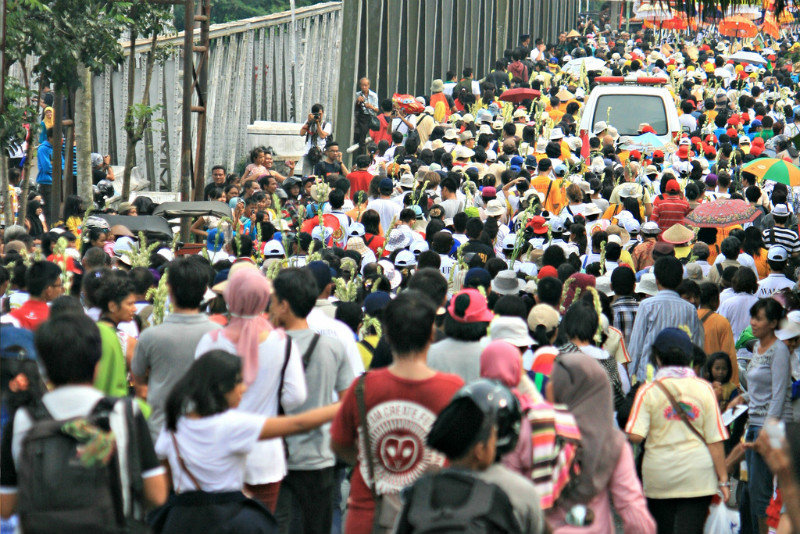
[683,199,761,228]
[498,88,541,103]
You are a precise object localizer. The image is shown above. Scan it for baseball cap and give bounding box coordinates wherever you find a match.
[348,222,366,237]
[410,240,430,255]
[665,179,681,193]
[394,249,417,268]
[654,327,693,357]
[768,245,789,262]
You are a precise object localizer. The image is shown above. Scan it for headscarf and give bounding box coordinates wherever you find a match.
[482,340,581,509]
[43,107,54,129]
[550,352,626,505]
[221,266,272,385]
[480,340,534,410]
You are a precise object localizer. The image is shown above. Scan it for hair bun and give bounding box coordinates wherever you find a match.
[453,293,471,318]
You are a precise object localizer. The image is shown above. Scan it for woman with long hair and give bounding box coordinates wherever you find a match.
[194,264,307,513]
[24,200,47,239]
[154,350,338,534]
[62,195,84,235]
[547,352,655,532]
[741,226,769,280]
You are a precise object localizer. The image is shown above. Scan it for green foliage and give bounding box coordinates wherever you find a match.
[0,77,37,152]
[174,0,325,31]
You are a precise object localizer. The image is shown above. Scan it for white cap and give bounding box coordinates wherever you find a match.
[263,240,285,257]
[394,249,417,267]
[348,222,366,237]
[768,245,788,262]
[409,240,429,255]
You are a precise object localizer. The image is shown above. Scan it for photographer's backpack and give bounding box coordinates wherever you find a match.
[16,397,136,533]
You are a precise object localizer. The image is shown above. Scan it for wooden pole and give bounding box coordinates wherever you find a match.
[50,90,64,224]
[179,0,194,238]
[192,0,210,200]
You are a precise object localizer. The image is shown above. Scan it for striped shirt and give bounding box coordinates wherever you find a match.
[611,296,639,347]
[651,196,691,232]
[628,290,705,381]
[761,226,800,255]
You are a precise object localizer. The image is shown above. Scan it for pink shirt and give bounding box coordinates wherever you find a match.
[546,444,656,534]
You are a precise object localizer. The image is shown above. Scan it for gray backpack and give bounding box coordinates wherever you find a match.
[404,471,521,534]
[17,397,144,534]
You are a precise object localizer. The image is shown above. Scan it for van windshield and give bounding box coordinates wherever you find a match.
[593,94,668,136]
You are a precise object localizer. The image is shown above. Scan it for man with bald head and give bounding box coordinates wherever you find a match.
[354,77,379,153]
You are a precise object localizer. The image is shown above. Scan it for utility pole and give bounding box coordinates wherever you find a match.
[192,0,210,201]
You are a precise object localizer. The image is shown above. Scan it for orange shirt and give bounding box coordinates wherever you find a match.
[530,175,564,214]
[698,309,738,385]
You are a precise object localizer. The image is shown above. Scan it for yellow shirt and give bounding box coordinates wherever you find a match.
[357,335,380,370]
[626,376,728,498]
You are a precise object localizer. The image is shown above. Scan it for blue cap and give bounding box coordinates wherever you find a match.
[213,268,229,286]
[510,165,522,172]
[379,178,394,194]
[510,155,524,167]
[306,261,332,292]
[464,267,491,288]
[751,119,762,127]
[654,327,693,358]
[524,155,538,168]
[364,291,392,316]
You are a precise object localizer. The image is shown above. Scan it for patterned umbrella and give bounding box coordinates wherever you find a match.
[741,158,800,187]
[683,199,761,228]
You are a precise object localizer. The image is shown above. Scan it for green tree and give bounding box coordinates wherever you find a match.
[174,0,323,31]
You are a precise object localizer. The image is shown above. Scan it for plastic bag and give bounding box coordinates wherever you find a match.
[703,500,740,534]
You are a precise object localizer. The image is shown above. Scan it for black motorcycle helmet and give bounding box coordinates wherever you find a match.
[428,379,521,460]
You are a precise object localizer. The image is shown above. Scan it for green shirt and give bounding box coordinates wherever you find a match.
[93,321,128,397]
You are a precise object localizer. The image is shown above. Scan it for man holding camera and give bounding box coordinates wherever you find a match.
[300,103,332,174]
[353,77,379,153]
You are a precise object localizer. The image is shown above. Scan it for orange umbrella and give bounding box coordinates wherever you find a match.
[719,15,758,37]
[762,14,780,38]
[661,15,688,30]
[778,10,794,24]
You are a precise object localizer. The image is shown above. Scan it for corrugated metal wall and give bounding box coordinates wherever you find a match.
[92,2,342,191]
[335,0,579,153]
[81,0,579,191]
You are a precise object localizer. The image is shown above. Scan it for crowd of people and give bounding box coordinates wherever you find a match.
[3,17,800,534]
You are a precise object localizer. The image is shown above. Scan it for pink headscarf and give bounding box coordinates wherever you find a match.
[480,340,534,411]
[222,267,273,385]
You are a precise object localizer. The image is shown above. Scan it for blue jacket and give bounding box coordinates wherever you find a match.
[36,140,53,184]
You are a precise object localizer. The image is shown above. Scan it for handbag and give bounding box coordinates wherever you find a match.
[355,373,403,534]
[368,111,381,132]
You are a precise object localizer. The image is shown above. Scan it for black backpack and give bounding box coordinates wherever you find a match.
[403,471,521,534]
[17,397,143,534]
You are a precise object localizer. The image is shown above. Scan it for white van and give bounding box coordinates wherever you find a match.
[578,76,681,147]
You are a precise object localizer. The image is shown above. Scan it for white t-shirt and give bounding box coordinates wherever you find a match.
[307,307,366,376]
[367,198,402,233]
[194,329,307,484]
[155,410,265,493]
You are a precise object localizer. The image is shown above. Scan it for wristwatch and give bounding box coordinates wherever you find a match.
[718,481,731,488]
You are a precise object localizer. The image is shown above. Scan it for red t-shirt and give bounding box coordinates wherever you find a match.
[369,114,392,145]
[9,300,50,331]
[347,170,373,199]
[363,233,386,256]
[330,368,464,534]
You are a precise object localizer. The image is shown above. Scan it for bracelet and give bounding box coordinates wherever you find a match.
[718,481,731,488]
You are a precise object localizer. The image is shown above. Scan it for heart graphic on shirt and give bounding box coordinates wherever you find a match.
[380,436,418,473]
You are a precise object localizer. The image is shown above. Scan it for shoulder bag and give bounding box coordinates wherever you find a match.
[355,373,403,534]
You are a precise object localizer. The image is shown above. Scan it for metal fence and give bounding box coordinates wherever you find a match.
[93,2,343,191]
[18,0,578,192]
[334,0,579,154]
